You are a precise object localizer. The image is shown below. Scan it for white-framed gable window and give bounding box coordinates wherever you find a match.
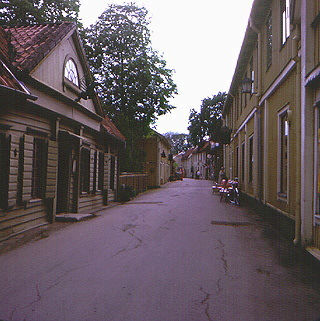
[64,58,79,87]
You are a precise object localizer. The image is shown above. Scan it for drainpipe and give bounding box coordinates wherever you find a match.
[293,27,302,245]
[228,93,236,179]
[300,0,313,245]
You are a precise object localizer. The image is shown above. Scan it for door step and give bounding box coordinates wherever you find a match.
[55,213,95,222]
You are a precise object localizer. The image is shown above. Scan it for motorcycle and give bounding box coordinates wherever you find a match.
[227,179,241,205]
[216,178,241,205]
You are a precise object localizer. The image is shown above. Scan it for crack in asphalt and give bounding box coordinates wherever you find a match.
[216,239,229,277]
[122,224,138,232]
[113,226,143,256]
[128,231,143,249]
[211,220,254,227]
[10,263,90,320]
[216,239,230,276]
[200,287,213,321]
[215,277,222,294]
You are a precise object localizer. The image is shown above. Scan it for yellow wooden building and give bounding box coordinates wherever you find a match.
[223,0,320,256]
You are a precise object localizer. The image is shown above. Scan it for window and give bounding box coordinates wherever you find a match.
[32,138,47,199]
[64,58,79,87]
[236,92,239,119]
[250,57,255,95]
[281,0,291,44]
[98,152,104,191]
[235,146,239,178]
[266,12,273,68]
[241,142,245,182]
[93,150,98,192]
[80,148,90,193]
[279,110,289,196]
[249,136,254,183]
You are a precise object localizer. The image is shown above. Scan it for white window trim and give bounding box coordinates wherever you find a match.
[282,0,291,44]
[277,105,290,202]
[248,135,254,183]
[64,58,79,87]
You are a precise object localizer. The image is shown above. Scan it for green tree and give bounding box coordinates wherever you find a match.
[164,132,189,155]
[83,3,177,172]
[0,0,80,25]
[188,92,227,146]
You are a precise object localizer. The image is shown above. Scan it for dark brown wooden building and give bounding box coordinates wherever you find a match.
[0,23,125,241]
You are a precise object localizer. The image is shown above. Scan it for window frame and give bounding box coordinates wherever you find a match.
[278,107,290,200]
[31,137,47,199]
[266,12,273,69]
[241,142,246,183]
[80,147,91,194]
[281,0,291,45]
[235,145,239,178]
[248,135,254,183]
[64,58,79,88]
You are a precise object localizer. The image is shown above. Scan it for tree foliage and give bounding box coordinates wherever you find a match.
[0,0,80,25]
[83,3,177,172]
[164,132,190,155]
[188,92,227,146]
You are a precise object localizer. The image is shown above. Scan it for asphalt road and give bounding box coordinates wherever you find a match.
[1,178,320,321]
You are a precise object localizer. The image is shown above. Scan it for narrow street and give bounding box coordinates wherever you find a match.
[1,178,320,321]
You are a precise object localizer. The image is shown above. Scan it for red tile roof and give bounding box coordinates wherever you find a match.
[0,27,10,64]
[0,26,31,93]
[101,117,126,142]
[4,22,74,73]
[181,147,197,161]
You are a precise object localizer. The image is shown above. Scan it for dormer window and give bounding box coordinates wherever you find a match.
[64,58,79,87]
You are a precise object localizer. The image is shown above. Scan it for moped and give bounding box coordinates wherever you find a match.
[227,178,241,205]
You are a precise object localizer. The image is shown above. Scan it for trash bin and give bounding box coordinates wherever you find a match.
[117,184,134,202]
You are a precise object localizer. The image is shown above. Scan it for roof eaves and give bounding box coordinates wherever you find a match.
[101,117,126,143]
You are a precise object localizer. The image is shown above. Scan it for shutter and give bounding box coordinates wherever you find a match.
[0,134,10,209]
[22,135,33,202]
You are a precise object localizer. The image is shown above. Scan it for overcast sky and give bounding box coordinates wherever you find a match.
[79,0,254,134]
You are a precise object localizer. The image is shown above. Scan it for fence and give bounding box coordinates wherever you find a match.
[118,173,148,195]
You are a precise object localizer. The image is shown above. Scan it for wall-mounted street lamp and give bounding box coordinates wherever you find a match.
[241,77,254,94]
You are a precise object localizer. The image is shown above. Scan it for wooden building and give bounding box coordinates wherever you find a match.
[223,0,320,256]
[0,23,125,240]
[142,131,171,188]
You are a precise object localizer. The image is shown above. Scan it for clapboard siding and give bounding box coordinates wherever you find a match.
[79,193,103,212]
[46,140,58,199]
[0,201,47,240]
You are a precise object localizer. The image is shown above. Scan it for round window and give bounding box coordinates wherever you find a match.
[64,58,79,87]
